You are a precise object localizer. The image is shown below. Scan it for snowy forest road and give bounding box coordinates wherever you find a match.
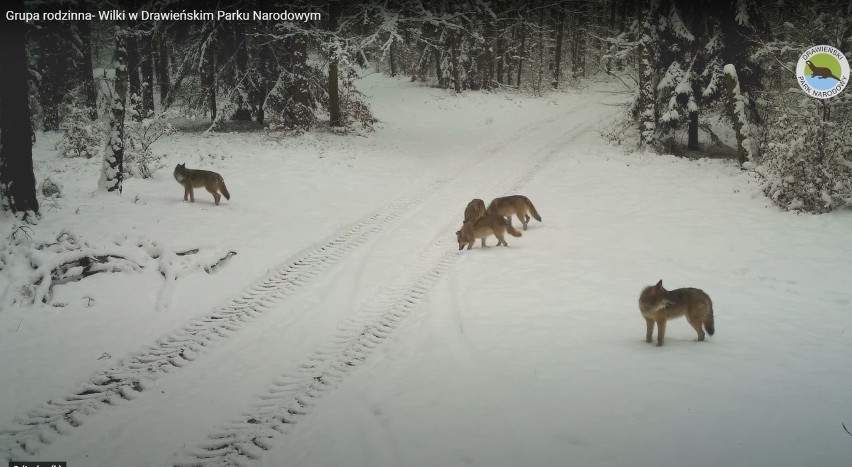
[0,90,613,466]
[174,102,611,467]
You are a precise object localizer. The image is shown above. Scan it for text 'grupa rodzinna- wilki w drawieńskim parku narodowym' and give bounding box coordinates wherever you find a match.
[5,9,322,22]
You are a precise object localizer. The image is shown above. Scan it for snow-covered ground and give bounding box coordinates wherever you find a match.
[1,75,851,467]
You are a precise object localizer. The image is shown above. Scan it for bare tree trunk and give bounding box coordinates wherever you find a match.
[253,21,274,125]
[98,26,128,194]
[434,47,443,87]
[231,23,251,121]
[0,0,40,218]
[202,37,216,122]
[538,20,544,93]
[140,29,156,118]
[413,40,428,82]
[552,5,565,88]
[516,20,525,87]
[484,19,495,89]
[618,0,629,34]
[450,31,462,93]
[328,0,342,126]
[572,2,587,79]
[157,36,170,106]
[688,112,699,150]
[496,33,505,85]
[610,0,617,28]
[389,37,397,76]
[75,21,99,120]
[505,25,515,85]
[35,23,71,131]
[515,15,527,87]
[579,3,587,78]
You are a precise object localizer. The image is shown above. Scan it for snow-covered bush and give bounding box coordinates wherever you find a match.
[124,114,175,179]
[40,177,63,198]
[600,115,636,147]
[758,113,852,214]
[58,103,103,159]
[339,68,377,130]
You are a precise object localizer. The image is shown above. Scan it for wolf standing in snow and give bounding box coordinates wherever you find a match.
[456,211,522,250]
[173,163,231,206]
[638,280,715,347]
[463,198,487,222]
[486,195,541,230]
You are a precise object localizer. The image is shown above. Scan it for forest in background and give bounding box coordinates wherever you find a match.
[1,0,851,218]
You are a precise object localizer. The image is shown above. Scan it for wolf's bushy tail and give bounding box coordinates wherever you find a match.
[524,197,541,222]
[219,176,231,200]
[704,298,715,336]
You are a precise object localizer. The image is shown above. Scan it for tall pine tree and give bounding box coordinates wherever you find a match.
[0,0,40,219]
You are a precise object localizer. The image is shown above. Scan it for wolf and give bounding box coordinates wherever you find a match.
[638,280,715,347]
[486,195,541,230]
[173,163,231,206]
[463,198,487,222]
[455,212,522,250]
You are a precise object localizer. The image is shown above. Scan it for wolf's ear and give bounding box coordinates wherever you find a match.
[655,280,663,288]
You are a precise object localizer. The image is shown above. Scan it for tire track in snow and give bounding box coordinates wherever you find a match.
[0,114,553,462]
[175,119,592,467]
[0,193,423,460]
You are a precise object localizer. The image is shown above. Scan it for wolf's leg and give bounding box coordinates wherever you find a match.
[496,232,508,246]
[645,318,655,343]
[205,185,220,205]
[655,318,667,346]
[688,316,705,341]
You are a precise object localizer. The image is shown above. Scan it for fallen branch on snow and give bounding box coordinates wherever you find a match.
[49,253,143,286]
[5,233,238,307]
[29,247,146,304]
[205,251,237,273]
